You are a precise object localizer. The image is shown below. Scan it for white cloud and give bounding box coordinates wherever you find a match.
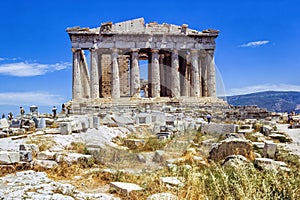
[0,92,66,106]
[240,40,269,47]
[0,58,5,61]
[0,62,71,77]
[226,84,300,96]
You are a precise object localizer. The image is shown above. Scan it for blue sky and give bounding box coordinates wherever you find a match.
[0,0,300,114]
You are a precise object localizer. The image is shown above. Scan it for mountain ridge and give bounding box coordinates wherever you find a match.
[225,91,300,113]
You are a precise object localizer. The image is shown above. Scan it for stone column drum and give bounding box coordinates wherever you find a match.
[151,49,160,98]
[207,50,216,97]
[130,49,140,97]
[111,49,120,99]
[72,49,82,99]
[171,49,180,98]
[190,49,200,97]
[200,50,208,97]
[90,49,99,99]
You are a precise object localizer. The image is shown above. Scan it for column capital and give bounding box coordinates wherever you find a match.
[71,48,81,53]
[89,48,98,52]
[151,49,159,53]
[190,49,199,54]
[207,49,215,54]
[200,50,207,57]
[131,48,140,52]
[112,48,118,53]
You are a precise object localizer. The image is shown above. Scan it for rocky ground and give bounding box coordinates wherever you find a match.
[277,124,300,156]
[0,109,299,199]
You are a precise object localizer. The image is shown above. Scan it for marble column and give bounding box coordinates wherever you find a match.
[164,52,171,97]
[90,49,99,99]
[190,49,200,97]
[151,49,160,97]
[130,49,140,97]
[148,53,152,97]
[80,50,90,98]
[207,50,216,97]
[159,54,165,97]
[72,49,82,99]
[200,50,208,97]
[180,52,188,97]
[171,49,180,98]
[111,48,120,99]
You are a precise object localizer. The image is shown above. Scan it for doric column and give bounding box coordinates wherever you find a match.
[180,52,188,97]
[164,52,171,97]
[130,49,140,97]
[190,49,200,97]
[79,50,90,98]
[72,49,82,99]
[171,49,180,98]
[151,49,160,97]
[207,50,216,97]
[111,48,120,99]
[159,54,165,97]
[200,50,208,97]
[90,49,99,99]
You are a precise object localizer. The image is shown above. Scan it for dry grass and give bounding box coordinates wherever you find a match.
[26,135,56,151]
[36,128,300,200]
[41,160,300,200]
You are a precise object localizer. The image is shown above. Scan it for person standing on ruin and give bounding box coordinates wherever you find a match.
[206,113,212,124]
[52,106,57,118]
[61,103,66,114]
[8,112,13,122]
[1,113,5,119]
[20,107,25,116]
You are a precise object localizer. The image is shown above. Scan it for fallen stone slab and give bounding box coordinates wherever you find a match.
[269,133,291,142]
[19,144,39,155]
[260,125,273,136]
[19,151,32,162]
[55,152,93,165]
[0,118,9,129]
[110,182,143,194]
[60,122,72,135]
[160,177,184,187]
[147,192,178,200]
[37,151,56,160]
[222,155,251,168]
[254,158,289,171]
[263,141,277,159]
[31,160,58,169]
[45,128,61,134]
[252,142,265,149]
[209,138,253,161]
[152,150,168,163]
[0,151,20,164]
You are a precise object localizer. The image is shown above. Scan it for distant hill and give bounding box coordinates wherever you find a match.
[225,91,300,113]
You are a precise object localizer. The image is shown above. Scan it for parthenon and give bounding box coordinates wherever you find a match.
[66,18,219,101]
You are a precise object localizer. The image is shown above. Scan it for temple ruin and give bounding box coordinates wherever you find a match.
[66,18,224,113]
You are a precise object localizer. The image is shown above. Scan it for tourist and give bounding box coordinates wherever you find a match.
[1,113,5,119]
[8,112,13,121]
[20,107,25,116]
[52,106,57,118]
[288,112,294,124]
[61,103,66,113]
[206,113,212,124]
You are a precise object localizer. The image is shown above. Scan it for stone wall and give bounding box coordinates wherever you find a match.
[118,56,130,97]
[100,54,111,97]
[200,123,238,135]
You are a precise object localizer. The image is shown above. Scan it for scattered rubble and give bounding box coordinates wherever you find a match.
[0,104,299,199]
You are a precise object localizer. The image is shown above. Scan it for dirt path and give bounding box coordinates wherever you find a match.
[277,124,300,156]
